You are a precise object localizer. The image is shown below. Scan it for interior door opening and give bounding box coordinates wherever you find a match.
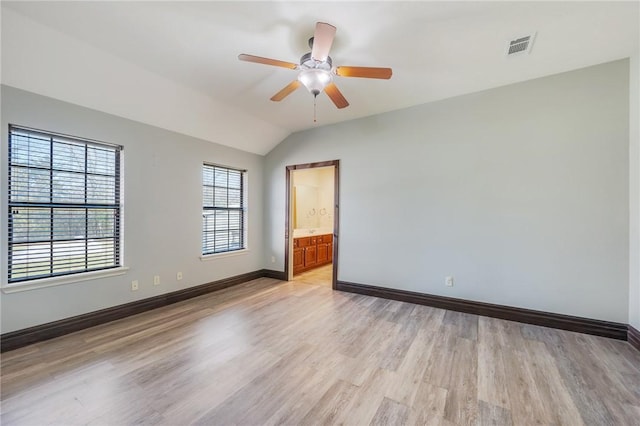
[285,160,339,289]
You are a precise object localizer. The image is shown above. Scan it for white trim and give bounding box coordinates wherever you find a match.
[1,266,129,293]
[200,249,249,261]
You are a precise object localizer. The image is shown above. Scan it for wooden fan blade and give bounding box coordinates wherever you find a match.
[324,83,349,109]
[238,54,298,70]
[311,22,336,62]
[335,66,393,79]
[271,80,301,101]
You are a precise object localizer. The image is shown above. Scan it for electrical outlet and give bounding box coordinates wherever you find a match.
[153,275,160,286]
[131,280,139,291]
[445,276,454,287]
[177,272,183,281]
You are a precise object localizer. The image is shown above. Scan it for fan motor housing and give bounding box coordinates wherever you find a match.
[300,52,332,71]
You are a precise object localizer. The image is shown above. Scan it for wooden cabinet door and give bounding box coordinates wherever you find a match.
[305,245,317,266]
[317,243,328,264]
[293,248,304,273]
[328,243,333,262]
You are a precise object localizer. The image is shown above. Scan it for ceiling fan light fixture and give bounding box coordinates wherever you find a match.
[238,21,392,110]
[298,69,332,96]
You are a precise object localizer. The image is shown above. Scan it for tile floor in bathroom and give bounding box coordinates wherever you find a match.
[293,263,333,287]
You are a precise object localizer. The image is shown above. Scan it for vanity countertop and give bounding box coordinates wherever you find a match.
[292,228,333,238]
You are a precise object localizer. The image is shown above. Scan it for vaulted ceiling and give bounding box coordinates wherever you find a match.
[2,1,638,155]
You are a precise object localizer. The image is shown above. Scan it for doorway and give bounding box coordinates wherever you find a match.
[285,160,339,289]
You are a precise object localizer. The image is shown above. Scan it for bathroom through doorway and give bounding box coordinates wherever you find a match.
[284,160,339,288]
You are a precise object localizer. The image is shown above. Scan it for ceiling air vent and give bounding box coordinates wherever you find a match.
[506,33,536,56]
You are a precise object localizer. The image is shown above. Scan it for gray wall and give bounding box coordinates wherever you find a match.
[630,53,640,330]
[264,60,630,323]
[1,85,264,333]
[1,59,632,333]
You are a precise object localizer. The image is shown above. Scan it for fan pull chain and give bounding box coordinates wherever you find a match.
[313,94,317,123]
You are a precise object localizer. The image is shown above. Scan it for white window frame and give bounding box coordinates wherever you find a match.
[3,125,125,292]
[201,163,248,259]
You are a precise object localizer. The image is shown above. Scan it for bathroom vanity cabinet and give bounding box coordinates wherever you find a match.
[293,234,333,275]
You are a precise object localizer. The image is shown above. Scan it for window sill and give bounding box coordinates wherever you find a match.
[200,249,249,261]
[1,267,130,294]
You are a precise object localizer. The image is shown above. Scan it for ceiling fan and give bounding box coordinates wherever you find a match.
[238,22,392,110]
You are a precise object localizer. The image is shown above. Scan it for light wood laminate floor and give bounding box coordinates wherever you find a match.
[1,276,639,425]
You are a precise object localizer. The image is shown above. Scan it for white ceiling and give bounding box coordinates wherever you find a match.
[2,1,639,155]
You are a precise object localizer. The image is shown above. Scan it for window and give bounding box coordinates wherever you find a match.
[202,164,245,255]
[7,126,122,283]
